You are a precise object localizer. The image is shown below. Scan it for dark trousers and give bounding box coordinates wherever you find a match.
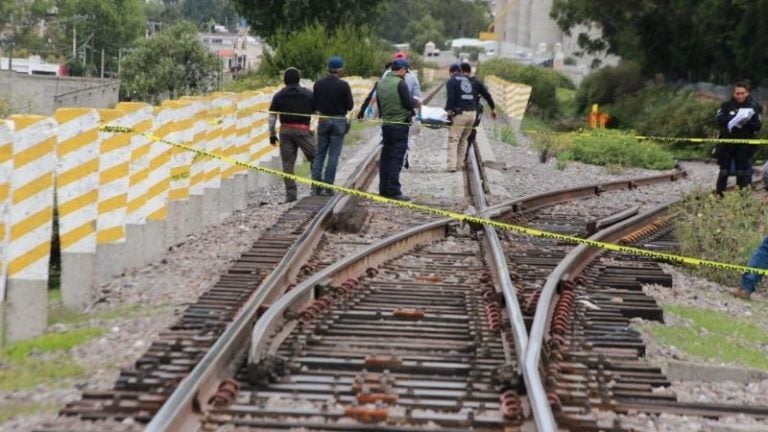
[716,144,754,194]
[279,129,316,200]
[467,111,483,146]
[379,124,410,197]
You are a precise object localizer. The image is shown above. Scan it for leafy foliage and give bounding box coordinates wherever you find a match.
[120,21,222,103]
[376,0,490,52]
[230,0,383,42]
[575,62,645,112]
[259,25,387,80]
[674,189,768,285]
[556,130,676,170]
[476,58,574,117]
[182,0,239,28]
[551,0,768,84]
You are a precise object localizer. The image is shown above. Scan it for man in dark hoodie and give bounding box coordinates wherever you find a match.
[715,80,763,196]
[269,67,316,203]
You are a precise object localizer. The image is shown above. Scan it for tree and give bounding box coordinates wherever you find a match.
[230,0,384,41]
[0,0,53,56]
[182,0,238,29]
[377,0,490,50]
[55,0,146,76]
[120,21,222,103]
[551,0,768,84]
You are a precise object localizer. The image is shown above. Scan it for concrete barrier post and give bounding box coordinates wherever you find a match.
[234,91,261,206]
[0,120,13,340]
[180,96,209,236]
[247,90,275,191]
[143,106,173,261]
[94,109,132,282]
[162,100,196,246]
[212,95,237,221]
[3,115,57,341]
[54,108,101,310]
[202,95,223,226]
[118,102,153,270]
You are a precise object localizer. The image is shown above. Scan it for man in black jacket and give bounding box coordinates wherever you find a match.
[715,80,763,195]
[461,62,496,147]
[312,56,354,195]
[269,67,316,203]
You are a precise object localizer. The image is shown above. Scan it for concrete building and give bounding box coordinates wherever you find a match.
[493,0,618,81]
[199,26,263,75]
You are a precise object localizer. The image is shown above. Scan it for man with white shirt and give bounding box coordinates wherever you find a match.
[715,80,762,196]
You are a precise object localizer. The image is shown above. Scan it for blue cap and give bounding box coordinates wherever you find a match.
[449,63,462,73]
[391,59,409,71]
[328,56,344,71]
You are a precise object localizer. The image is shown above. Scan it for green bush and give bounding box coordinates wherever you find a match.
[607,86,720,159]
[476,58,574,117]
[673,189,767,285]
[259,25,387,80]
[558,130,676,170]
[576,62,645,113]
[222,73,279,92]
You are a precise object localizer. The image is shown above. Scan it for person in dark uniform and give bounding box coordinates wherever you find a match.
[312,56,354,195]
[377,59,420,201]
[460,62,497,147]
[715,80,762,196]
[444,63,477,172]
[268,67,316,203]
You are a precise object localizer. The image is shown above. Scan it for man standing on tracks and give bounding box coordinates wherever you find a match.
[312,56,354,196]
[714,80,762,196]
[461,63,497,148]
[377,58,421,201]
[444,63,477,172]
[268,67,316,203]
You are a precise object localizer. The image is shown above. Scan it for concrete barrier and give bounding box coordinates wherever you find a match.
[3,115,56,341]
[53,108,101,310]
[0,120,13,336]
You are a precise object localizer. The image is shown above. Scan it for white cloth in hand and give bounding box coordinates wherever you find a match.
[419,105,448,122]
[728,108,755,131]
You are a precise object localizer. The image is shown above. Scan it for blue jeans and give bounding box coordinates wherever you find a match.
[379,125,409,197]
[742,235,768,293]
[312,118,346,187]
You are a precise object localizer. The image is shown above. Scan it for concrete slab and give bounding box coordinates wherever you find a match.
[96,242,126,283]
[664,360,768,383]
[3,279,48,342]
[187,194,203,235]
[202,188,220,227]
[233,174,247,211]
[123,223,145,269]
[218,178,235,222]
[165,200,189,247]
[61,252,96,310]
[475,126,510,198]
[257,156,282,188]
[143,219,167,263]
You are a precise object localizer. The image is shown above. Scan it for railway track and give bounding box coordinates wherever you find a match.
[38,82,768,431]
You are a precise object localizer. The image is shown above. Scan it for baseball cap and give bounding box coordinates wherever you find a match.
[393,51,407,60]
[449,63,461,73]
[328,56,344,71]
[391,59,410,71]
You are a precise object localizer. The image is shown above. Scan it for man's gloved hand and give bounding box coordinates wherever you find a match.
[491,110,497,120]
[269,135,279,146]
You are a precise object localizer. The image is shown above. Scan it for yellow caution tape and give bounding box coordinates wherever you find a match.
[98,124,768,277]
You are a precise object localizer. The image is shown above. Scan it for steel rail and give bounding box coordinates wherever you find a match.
[524,202,673,431]
[147,82,446,432]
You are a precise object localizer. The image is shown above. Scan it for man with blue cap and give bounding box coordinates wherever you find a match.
[376,58,421,201]
[312,55,354,196]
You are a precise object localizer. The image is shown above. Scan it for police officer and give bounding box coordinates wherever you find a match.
[715,80,762,196]
[445,63,477,172]
[460,62,496,147]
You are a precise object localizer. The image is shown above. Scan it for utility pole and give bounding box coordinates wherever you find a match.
[118,48,122,78]
[100,48,105,78]
[72,27,76,58]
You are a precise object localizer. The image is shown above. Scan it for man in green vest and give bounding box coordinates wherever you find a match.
[377,59,421,201]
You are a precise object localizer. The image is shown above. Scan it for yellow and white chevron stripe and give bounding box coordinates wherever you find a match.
[211,95,238,181]
[249,90,273,165]
[0,120,13,300]
[202,95,223,191]
[6,115,56,281]
[117,102,155,226]
[145,105,175,221]
[180,96,209,197]
[96,109,132,245]
[54,108,100,255]
[162,100,196,203]
[236,91,264,174]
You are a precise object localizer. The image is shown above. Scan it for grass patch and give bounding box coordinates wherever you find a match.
[673,189,767,285]
[0,401,58,423]
[0,328,103,391]
[642,304,768,370]
[522,115,554,133]
[494,125,517,146]
[557,130,676,170]
[47,289,158,326]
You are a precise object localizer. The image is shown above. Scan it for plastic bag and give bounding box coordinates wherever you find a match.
[417,105,451,129]
[364,91,379,119]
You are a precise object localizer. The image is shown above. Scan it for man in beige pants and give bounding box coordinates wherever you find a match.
[444,63,477,171]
